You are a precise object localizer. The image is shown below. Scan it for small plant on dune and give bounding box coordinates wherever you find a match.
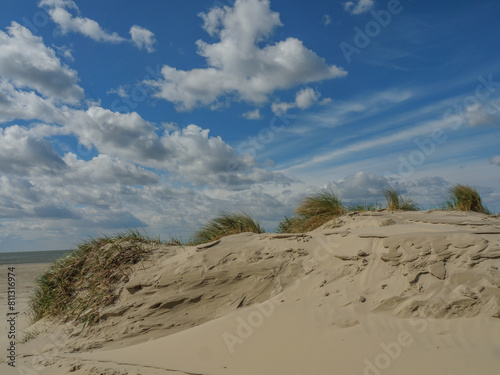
[193,212,264,244]
[443,184,490,214]
[29,229,161,326]
[384,188,419,211]
[20,328,41,344]
[276,216,307,234]
[295,189,344,218]
[346,201,382,212]
[277,190,345,233]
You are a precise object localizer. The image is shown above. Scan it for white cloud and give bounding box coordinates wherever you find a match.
[326,172,451,206]
[491,155,500,166]
[271,101,295,116]
[243,108,262,120]
[295,87,321,109]
[130,25,157,53]
[39,0,78,10]
[0,79,68,123]
[62,153,159,186]
[68,106,168,163]
[106,86,129,98]
[327,171,392,200]
[344,0,375,15]
[464,102,500,126]
[43,3,125,43]
[0,22,83,102]
[22,104,290,188]
[323,14,332,26]
[0,80,292,190]
[159,124,294,187]
[52,44,74,61]
[147,0,346,111]
[272,87,322,115]
[0,125,66,176]
[40,0,156,51]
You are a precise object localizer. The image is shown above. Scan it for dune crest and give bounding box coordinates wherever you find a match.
[14,210,500,375]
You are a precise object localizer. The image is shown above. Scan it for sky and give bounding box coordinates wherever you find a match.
[1,0,499,252]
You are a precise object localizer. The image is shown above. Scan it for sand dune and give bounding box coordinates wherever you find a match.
[7,210,500,374]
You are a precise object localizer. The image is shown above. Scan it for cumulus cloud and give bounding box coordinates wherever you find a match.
[1,88,292,190]
[68,106,168,163]
[16,104,291,188]
[0,22,83,102]
[0,125,66,176]
[62,153,159,186]
[40,0,125,43]
[327,171,391,201]
[243,109,262,120]
[344,0,375,15]
[464,102,500,126]
[491,155,500,166]
[147,0,346,111]
[0,80,66,123]
[296,87,321,109]
[272,87,324,115]
[130,25,157,53]
[159,124,294,187]
[326,172,451,206]
[40,0,156,51]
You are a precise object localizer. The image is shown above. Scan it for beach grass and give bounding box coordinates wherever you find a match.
[443,184,490,214]
[29,229,161,326]
[384,188,419,211]
[20,328,41,344]
[346,201,382,212]
[276,215,309,234]
[193,212,264,244]
[277,190,346,233]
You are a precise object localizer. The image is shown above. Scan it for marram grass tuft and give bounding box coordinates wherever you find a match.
[193,212,264,244]
[443,184,490,214]
[29,229,161,326]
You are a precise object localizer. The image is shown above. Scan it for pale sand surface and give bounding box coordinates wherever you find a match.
[0,263,51,373]
[2,210,500,374]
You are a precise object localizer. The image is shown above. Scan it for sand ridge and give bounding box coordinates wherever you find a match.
[7,210,500,374]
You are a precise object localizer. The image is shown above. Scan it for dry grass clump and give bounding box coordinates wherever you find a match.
[30,230,161,326]
[193,212,264,244]
[276,216,309,234]
[277,190,346,233]
[384,188,419,211]
[443,184,490,214]
[20,328,41,344]
[346,201,382,212]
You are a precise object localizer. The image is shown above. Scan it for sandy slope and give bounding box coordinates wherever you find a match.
[8,210,500,374]
[0,263,50,369]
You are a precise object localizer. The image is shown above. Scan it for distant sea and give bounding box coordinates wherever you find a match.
[0,249,74,265]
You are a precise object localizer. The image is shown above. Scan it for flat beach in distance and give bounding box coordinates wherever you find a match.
[2,209,500,375]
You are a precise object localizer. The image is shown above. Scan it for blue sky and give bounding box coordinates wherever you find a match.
[1,0,499,252]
